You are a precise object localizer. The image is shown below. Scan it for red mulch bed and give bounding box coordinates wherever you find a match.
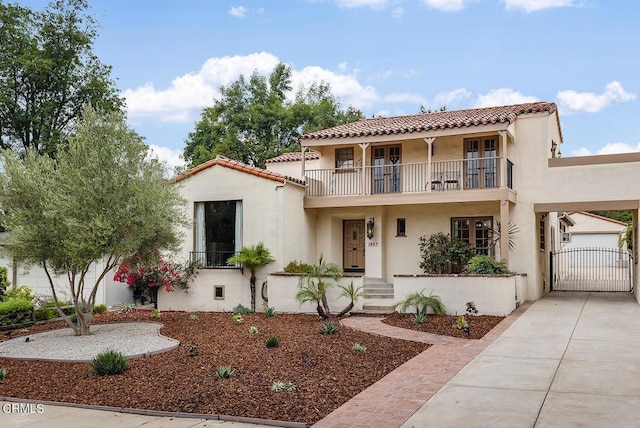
[0,311,427,425]
[382,313,505,340]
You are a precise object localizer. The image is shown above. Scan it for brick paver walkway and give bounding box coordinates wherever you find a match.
[313,303,532,428]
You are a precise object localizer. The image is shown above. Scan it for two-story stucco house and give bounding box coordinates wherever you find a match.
[161,101,640,315]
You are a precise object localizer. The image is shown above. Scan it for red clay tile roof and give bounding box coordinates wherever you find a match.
[300,102,559,141]
[265,150,320,163]
[173,156,305,185]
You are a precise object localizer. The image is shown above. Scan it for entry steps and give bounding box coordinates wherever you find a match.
[355,277,395,315]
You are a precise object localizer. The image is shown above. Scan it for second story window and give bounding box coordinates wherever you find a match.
[335,148,354,169]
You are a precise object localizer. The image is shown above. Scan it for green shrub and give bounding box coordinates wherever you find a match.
[34,308,57,321]
[452,315,469,330]
[151,309,160,319]
[216,365,235,379]
[319,321,339,335]
[248,325,259,334]
[91,350,128,376]
[0,368,6,380]
[264,306,276,318]
[0,267,10,296]
[418,233,474,274]
[393,291,446,316]
[413,312,427,324]
[121,302,134,312]
[232,314,244,323]
[283,260,313,274]
[271,380,296,391]
[352,343,367,352]
[265,335,280,348]
[189,314,199,321]
[464,255,512,275]
[92,304,107,314]
[0,298,34,314]
[232,303,254,314]
[2,285,35,303]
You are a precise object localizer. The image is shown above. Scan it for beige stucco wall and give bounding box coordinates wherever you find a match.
[161,165,311,312]
[393,274,525,316]
[266,158,319,179]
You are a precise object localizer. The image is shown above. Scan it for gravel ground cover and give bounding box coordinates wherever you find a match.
[0,310,427,425]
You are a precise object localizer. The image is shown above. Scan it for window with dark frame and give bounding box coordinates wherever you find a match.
[539,215,546,251]
[335,147,354,169]
[451,217,493,255]
[214,285,225,300]
[396,218,406,237]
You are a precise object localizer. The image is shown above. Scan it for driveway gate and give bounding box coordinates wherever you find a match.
[550,247,633,292]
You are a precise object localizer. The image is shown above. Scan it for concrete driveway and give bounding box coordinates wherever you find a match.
[402,292,640,428]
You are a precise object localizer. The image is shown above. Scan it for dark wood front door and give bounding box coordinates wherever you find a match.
[343,220,365,271]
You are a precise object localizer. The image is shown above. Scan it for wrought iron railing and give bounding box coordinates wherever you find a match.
[305,157,505,197]
[190,251,241,269]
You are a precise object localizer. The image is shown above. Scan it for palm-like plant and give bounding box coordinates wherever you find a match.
[336,281,365,317]
[393,290,446,316]
[227,242,274,311]
[295,254,341,319]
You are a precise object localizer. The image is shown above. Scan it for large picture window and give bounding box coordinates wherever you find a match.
[194,201,242,268]
[451,217,493,256]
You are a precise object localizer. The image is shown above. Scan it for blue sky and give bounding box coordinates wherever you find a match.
[20,0,640,169]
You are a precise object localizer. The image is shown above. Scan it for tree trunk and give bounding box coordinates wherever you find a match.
[149,287,159,309]
[321,292,330,317]
[250,273,256,312]
[336,301,354,318]
[316,302,328,319]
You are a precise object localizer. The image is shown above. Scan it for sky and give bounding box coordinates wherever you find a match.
[19,0,640,170]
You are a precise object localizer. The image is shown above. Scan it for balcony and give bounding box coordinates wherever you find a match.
[304,157,515,208]
[190,251,241,269]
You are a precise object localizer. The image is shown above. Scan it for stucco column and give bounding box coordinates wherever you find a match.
[358,143,370,195]
[500,199,510,263]
[365,207,385,279]
[498,131,508,189]
[424,137,435,192]
[300,146,307,179]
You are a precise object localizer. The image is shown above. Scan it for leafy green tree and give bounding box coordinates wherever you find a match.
[183,63,363,168]
[0,0,122,156]
[0,107,186,335]
[227,243,275,311]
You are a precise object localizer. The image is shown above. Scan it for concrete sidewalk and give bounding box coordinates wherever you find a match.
[402,292,640,428]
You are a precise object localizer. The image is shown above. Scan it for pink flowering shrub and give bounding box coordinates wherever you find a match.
[114,254,198,307]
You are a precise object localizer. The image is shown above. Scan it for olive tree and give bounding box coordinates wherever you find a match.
[0,106,186,335]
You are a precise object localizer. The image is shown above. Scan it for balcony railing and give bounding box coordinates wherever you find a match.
[190,251,241,269]
[305,157,510,197]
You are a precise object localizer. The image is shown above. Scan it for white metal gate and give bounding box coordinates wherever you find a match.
[551,247,633,292]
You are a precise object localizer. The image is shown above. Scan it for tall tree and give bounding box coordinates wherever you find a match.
[0,0,122,156]
[0,106,186,335]
[183,63,363,169]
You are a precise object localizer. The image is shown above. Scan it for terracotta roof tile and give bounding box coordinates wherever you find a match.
[300,102,558,141]
[265,150,320,163]
[173,156,305,185]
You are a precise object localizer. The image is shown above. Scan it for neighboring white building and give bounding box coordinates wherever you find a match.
[558,211,627,249]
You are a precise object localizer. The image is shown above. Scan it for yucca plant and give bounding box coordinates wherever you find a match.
[271,380,296,391]
[319,320,339,335]
[91,350,128,376]
[0,368,7,380]
[248,325,259,334]
[265,335,280,348]
[264,306,276,318]
[352,343,367,352]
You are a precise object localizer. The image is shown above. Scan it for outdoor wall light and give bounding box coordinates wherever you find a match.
[366,218,375,239]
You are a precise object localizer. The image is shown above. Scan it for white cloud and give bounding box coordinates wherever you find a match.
[556,81,636,113]
[571,142,640,157]
[338,62,349,72]
[423,0,475,12]
[292,65,379,108]
[148,144,186,172]
[474,88,539,107]
[333,0,389,8]
[229,6,247,18]
[504,0,575,12]
[434,88,471,106]
[123,52,280,122]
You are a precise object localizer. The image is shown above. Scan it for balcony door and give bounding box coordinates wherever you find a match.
[372,145,401,194]
[464,137,497,189]
[343,220,365,271]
